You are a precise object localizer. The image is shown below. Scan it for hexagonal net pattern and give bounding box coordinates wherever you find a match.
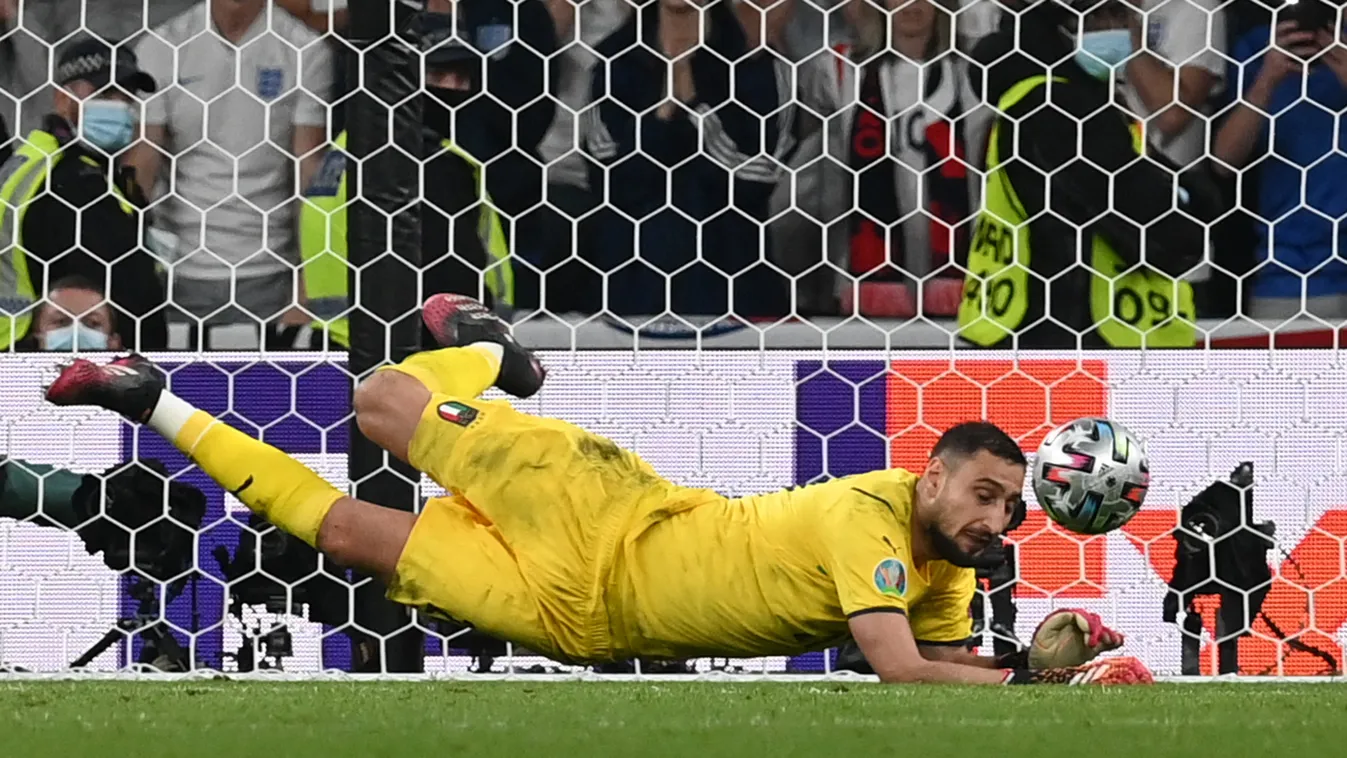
[0,0,1345,679]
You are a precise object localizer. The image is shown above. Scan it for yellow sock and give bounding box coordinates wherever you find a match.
[171,410,343,548]
[379,344,502,398]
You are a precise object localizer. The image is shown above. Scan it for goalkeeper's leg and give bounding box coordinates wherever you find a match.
[352,292,546,472]
[44,356,412,580]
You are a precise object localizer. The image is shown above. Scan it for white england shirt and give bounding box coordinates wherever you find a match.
[136,3,332,281]
[1120,0,1227,168]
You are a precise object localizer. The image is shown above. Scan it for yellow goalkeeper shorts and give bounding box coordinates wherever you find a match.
[385,395,677,663]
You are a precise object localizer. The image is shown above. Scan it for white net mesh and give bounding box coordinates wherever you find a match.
[0,0,1344,679]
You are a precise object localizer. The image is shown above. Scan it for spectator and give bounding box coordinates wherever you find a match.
[275,0,350,34]
[736,0,798,53]
[1,36,168,352]
[0,0,198,136]
[128,0,331,348]
[958,0,1217,348]
[586,0,793,319]
[524,0,632,315]
[1212,9,1347,320]
[783,0,978,318]
[441,0,555,277]
[28,275,123,351]
[1122,0,1227,168]
[298,10,516,349]
[272,0,349,134]
[954,0,1004,45]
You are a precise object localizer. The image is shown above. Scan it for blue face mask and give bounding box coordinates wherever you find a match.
[80,100,136,152]
[1075,29,1133,81]
[43,323,110,351]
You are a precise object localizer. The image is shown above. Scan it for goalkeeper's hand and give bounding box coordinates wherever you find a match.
[1003,656,1154,686]
[1027,609,1124,669]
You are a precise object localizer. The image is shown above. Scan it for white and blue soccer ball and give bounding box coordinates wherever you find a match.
[1032,417,1149,535]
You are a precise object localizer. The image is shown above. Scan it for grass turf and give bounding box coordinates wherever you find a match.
[5,681,1345,757]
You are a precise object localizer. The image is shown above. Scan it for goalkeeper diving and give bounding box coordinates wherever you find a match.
[45,294,1151,685]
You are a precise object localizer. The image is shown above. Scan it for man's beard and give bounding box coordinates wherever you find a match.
[927,524,1003,569]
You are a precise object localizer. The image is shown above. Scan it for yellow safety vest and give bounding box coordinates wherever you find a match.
[299,131,514,348]
[0,130,134,350]
[958,76,1196,348]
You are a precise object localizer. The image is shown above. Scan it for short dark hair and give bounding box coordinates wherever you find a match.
[931,422,1027,467]
[40,274,117,330]
[49,274,105,296]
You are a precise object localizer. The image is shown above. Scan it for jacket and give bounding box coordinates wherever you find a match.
[585,1,794,317]
[774,44,991,312]
[456,0,557,224]
[966,5,1219,345]
[14,116,167,350]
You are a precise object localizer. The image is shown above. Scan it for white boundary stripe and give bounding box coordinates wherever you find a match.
[1,671,1344,683]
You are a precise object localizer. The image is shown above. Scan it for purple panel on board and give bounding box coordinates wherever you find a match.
[119,361,353,670]
[791,360,888,672]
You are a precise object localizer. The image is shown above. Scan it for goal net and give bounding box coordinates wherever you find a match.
[1,0,1343,679]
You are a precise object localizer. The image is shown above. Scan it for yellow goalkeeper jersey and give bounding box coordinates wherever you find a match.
[607,468,977,660]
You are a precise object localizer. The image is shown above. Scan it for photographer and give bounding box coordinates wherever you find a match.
[1213,3,1347,320]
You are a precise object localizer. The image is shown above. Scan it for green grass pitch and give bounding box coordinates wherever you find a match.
[6,681,1346,757]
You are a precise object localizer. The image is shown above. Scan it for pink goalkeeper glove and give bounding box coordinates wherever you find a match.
[1027,609,1125,669]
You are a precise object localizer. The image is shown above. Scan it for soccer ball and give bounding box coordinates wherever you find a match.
[1032,417,1149,535]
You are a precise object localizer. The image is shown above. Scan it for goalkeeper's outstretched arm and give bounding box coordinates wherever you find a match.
[848,611,1153,685]
[850,611,1007,684]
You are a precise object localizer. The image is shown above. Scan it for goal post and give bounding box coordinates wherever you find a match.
[343,0,424,674]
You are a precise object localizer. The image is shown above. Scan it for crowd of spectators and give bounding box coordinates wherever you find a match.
[0,0,1340,349]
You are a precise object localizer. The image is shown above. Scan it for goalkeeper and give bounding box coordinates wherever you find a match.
[46,294,1149,685]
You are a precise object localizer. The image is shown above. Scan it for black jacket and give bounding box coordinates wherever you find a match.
[970,6,1220,347]
[17,116,167,350]
[420,127,493,306]
[586,1,790,317]
[454,0,557,222]
[0,112,11,167]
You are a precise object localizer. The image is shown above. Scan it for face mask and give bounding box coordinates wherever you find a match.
[80,100,136,152]
[43,323,110,351]
[427,86,473,110]
[423,92,454,139]
[1074,29,1133,81]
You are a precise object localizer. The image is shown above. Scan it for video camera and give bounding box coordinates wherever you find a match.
[71,459,206,583]
[213,513,351,671]
[971,538,1023,658]
[67,460,207,671]
[1164,462,1275,674]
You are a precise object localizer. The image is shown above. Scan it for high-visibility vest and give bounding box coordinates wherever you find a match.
[957,76,1196,348]
[0,130,134,350]
[299,131,514,348]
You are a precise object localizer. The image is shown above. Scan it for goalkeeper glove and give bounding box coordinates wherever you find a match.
[1002,656,1154,686]
[1027,609,1124,669]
